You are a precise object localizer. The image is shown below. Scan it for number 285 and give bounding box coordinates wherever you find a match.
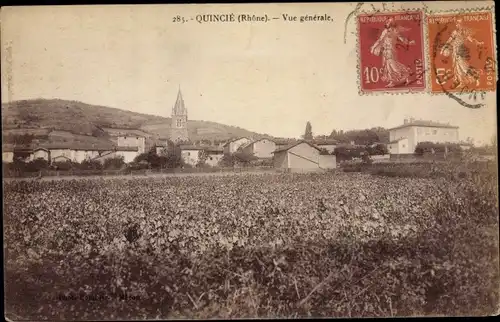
[363,67,384,84]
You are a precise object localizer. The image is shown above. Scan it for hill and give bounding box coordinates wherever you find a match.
[1,99,275,147]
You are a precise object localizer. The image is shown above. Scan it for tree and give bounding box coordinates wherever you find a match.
[367,143,388,155]
[25,158,49,172]
[79,159,103,170]
[319,148,330,155]
[303,121,313,140]
[103,156,125,170]
[196,150,208,168]
[415,142,462,155]
[52,160,74,171]
[233,150,258,167]
[329,127,389,145]
[133,152,149,163]
[165,144,183,168]
[219,153,235,167]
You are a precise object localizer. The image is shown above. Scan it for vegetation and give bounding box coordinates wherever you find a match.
[196,150,208,168]
[103,156,126,170]
[131,145,183,170]
[328,127,390,145]
[303,121,313,140]
[414,142,463,155]
[3,163,498,319]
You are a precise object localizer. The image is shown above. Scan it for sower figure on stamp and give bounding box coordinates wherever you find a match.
[370,18,415,88]
[440,18,484,89]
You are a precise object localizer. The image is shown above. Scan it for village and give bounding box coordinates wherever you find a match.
[1,88,483,176]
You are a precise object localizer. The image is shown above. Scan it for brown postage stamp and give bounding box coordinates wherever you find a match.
[427,9,496,94]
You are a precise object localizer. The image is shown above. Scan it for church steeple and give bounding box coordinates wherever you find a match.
[172,87,187,116]
[170,86,189,143]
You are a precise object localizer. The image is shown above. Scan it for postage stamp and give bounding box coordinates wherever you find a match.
[426,10,496,94]
[357,10,426,94]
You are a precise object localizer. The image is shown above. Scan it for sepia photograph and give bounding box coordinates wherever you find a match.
[2,1,498,320]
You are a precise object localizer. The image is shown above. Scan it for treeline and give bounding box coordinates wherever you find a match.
[325,127,390,145]
[129,145,183,170]
[332,143,388,161]
[414,141,463,155]
[3,156,127,174]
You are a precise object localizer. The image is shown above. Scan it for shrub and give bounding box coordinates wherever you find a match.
[79,159,103,170]
[52,160,75,171]
[25,158,49,172]
[103,156,125,170]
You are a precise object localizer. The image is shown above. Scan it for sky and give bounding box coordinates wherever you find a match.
[1,2,497,145]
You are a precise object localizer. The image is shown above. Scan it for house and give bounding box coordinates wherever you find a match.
[39,142,115,163]
[179,145,224,167]
[275,139,298,149]
[309,139,337,153]
[240,138,276,159]
[388,118,459,155]
[155,144,168,156]
[2,144,14,163]
[13,146,34,162]
[116,135,146,154]
[205,146,224,167]
[179,145,206,166]
[31,148,50,161]
[51,155,72,163]
[93,146,139,164]
[458,142,473,151]
[223,137,252,154]
[272,140,336,172]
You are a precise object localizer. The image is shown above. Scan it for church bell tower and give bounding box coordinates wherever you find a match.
[170,87,189,143]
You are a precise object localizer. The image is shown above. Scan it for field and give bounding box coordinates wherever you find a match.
[4,163,499,319]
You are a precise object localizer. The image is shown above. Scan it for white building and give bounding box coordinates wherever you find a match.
[180,145,224,167]
[240,138,276,159]
[180,145,205,167]
[32,148,50,161]
[93,147,139,164]
[41,143,115,163]
[116,135,146,154]
[388,119,459,155]
[223,137,252,154]
[273,141,336,173]
[206,147,224,167]
[310,139,337,153]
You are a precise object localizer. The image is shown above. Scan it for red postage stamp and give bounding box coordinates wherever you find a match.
[357,11,426,94]
[427,10,496,94]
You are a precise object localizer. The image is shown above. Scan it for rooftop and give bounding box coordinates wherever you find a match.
[222,137,250,147]
[40,142,116,151]
[273,140,322,153]
[179,145,223,152]
[389,119,459,131]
